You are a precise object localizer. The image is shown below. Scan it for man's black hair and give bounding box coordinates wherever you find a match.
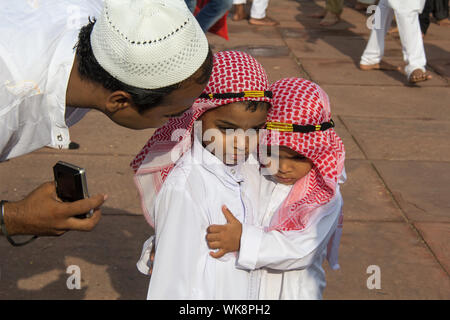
[74,18,213,113]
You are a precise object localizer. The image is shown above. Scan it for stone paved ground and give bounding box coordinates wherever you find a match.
[0,0,449,299]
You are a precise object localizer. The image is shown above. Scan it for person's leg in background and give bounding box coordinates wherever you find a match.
[360,0,400,70]
[394,4,431,82]
[320,0,344,26]
[185,0,197,13]
[193,0,233,31]
[434,0,450,25]
[355,0,378,11]
[419,0,433,35]
[232,0,247,21]
[249,0,279,26]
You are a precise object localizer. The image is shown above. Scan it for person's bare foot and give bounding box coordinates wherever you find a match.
[354,2,368,11]
[232,4,247,21]
[359,61,401,71]
[387,26,398,34]
[436,18,450,26]
[308,9,327,19]
[408,69,432,83]
[249,16,279,26]
[319,11,340,26]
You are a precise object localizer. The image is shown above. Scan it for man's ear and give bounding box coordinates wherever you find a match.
[105,91,133,113]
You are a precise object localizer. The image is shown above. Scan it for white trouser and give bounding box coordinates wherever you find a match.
[233,0,269,19]
[360,0,427,79]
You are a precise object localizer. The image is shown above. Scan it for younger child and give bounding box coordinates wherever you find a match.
[131,51,272,299]
[206,77,346,299]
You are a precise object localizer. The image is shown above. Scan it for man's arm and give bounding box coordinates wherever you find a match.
[1,181,105,237]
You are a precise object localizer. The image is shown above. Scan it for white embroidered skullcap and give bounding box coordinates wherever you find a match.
[90,0,209,89]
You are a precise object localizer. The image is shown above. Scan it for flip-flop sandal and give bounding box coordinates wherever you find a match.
[408,69,432,83]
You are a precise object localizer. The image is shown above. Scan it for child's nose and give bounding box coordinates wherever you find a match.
[279,162,291,173]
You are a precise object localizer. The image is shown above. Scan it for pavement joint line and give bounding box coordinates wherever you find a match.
[334,114,450,121]
[336,115,369,161]
[360,159,450,164]
[369,162,450,278]
[32,152,137,158]
[339,115,450,122]
[275,26,314,81]
[339,219,407,223]
[425,63,450,86]
[318,83,450,87]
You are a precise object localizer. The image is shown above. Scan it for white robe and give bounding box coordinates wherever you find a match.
[238,159,345,300]
[139,136,260,299]
[137,148,344,300]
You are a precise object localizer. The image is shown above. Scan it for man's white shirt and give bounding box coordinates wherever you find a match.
[0,0,103,161]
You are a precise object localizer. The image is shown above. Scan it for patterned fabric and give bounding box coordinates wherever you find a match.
[261,77,346,232]
[131,51,271,225]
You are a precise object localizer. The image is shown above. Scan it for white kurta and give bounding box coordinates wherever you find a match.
[142,136,260,299]
[239,161,345,300]
[0,0,103,161]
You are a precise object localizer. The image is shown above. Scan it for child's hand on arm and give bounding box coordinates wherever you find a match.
[206,206,242,259]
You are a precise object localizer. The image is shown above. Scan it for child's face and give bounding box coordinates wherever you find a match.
[199,102,268,165]
[268,146,313,185]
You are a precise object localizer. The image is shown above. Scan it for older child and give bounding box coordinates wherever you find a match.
[131,51,272,299]
[206,77,346,299]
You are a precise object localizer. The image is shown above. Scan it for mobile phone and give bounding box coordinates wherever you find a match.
[53,161,92,219]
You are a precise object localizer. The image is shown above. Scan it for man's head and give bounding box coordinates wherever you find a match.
[73,0,212,129]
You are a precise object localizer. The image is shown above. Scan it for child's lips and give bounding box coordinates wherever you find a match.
[275,175,295,183]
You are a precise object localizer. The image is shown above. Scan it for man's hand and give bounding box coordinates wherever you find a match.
[2,181,106,236]
[206,205,242,259]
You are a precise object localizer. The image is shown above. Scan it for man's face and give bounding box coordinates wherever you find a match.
[106,80,207,129]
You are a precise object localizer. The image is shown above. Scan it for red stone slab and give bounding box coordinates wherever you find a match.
[322,85,450,120]
[300,58,448,86]
[423,41,450,61]
[285,36,403,62]
[428,59,450,80]
[341,117,450,161]
[0,215,152,299]
[372,160,450,223]
[333,117,366,160]
[323,221,450,299]
[255,56,310,83]
[414,222,450,275]
[340,160,404,222]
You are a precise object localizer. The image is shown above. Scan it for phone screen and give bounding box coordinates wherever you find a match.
[53,161,90,219]
[53,162,87,202]
[55,169,84,202]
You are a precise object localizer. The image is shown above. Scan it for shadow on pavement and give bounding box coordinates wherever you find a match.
[0,207,153,300]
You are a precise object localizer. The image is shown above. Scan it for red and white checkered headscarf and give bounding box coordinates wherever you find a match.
[261,77,346,269]
[131,51,271,227]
